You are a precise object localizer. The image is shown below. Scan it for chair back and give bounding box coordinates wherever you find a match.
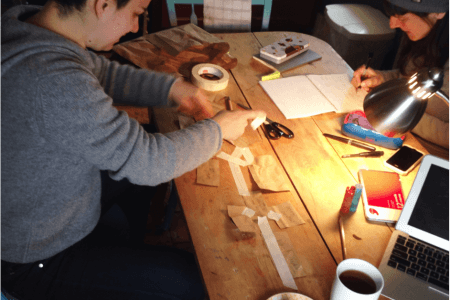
[165,0,272,31]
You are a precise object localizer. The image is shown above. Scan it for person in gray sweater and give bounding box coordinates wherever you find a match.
[1,0,265,298]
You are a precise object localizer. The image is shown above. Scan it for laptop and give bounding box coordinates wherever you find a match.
[378,154,449,300]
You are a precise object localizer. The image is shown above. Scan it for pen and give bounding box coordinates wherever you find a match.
[341,151,384,158]
[360,52,373,82]
[323,133,376,152]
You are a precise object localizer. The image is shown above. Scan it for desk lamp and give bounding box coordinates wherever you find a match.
[363,68,449,138]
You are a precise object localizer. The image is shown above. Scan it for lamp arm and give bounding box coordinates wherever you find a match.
[435,90,449,105]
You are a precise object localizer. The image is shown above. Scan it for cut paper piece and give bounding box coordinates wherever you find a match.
[275,231,307,278]
[249,155,290,192]
[227,205,255,218]
[258,216,298,290]
[216,152,249,166]
[196,159,220,186]
[251,114,266,130]
[178,114,196,129]
[229,147,250,196]
[232,215,258,233]
[267,210,282,221]
[271,201,305,229]
[244,191,271,217]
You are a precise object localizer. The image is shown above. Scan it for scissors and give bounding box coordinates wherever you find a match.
[236,103,294,140]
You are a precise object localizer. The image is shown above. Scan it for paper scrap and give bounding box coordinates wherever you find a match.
[267,210,282,221]
[249,155,290,192]
[244,191,271,217]
[178,114,196,129]
[232,215,258,233]
[275,231,307,278]
[258,216,298,290]
[196,159,220,186]
[271,201,305,229]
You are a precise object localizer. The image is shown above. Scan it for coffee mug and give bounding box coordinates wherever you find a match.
[330,258,384,300]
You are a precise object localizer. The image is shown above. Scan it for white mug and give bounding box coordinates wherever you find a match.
[330,258,384,300]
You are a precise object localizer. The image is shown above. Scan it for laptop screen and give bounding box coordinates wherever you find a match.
[408,164,449,241]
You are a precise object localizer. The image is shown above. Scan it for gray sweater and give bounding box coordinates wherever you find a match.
[1,5,222,263]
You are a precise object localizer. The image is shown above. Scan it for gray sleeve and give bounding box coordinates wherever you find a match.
[35,70,222,186]
[87,51,178,107]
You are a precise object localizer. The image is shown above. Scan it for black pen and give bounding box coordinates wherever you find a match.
[342,151,384,158]
[323,133,376,152]
[361,52,373,81]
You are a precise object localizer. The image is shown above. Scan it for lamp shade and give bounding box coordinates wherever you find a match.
[363,68,447,138]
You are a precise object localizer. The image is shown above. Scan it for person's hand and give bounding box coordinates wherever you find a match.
[169,79,214,120]
[212,109,266,141]
[351,66,385,92]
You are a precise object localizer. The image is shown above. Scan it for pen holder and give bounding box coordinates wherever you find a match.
[342,111,404,150]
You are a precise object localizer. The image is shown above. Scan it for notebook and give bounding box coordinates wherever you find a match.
[378,154,449,300]
[259,73,366,119]
[358,170,405,223]
[253,49,322,73]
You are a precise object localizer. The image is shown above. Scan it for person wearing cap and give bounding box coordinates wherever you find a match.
[1,0,266,299]
[351,0,449,150]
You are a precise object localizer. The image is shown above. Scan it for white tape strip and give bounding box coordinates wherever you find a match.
[251,115,266,130]
[242,207,255,218]
[267,210,282,221]
[216,152,249,166]
[241,147,255,165]
[229,147,250,196]
[258,216,298,290]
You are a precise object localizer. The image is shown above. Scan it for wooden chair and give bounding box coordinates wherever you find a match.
[165,0,273,31]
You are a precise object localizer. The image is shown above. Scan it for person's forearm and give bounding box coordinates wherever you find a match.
[378,69,401,82]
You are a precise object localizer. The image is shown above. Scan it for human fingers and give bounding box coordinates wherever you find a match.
[352,67,379,90]
[241,109,266,121]
[360,74,383,92]
[192,90,214,120]
[351,65,368,88]
[211,110,262,141]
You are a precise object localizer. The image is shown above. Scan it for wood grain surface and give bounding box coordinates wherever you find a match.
[153,32,428,300]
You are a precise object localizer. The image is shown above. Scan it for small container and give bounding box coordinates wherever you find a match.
[260,36,310,64]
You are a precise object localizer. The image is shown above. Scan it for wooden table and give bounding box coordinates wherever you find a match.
[153,32,429,300]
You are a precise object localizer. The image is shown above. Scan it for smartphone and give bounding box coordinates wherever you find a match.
[384,146,424,175]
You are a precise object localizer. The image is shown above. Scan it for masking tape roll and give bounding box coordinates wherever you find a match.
[191,63,229,91]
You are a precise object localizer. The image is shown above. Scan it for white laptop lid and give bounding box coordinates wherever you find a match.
[396,155,449,251]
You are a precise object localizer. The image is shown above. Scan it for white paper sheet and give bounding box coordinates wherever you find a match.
[259,73,366,119]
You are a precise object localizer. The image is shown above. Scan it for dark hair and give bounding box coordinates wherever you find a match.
[53,0,131,16]
[383,0,449,76]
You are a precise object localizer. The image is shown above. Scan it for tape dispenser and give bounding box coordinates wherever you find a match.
[342,111,404,150]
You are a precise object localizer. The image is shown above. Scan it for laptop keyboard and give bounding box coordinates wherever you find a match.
[387,235,449,291]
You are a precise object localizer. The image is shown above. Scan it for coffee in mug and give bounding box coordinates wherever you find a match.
[330,258,384,300]
[339,270,377,294]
